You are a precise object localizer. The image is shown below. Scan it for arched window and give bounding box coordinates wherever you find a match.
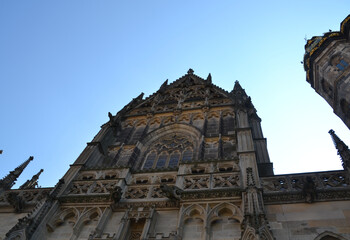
[156,152,168,168]
[182,148,193,162]
[169,151,181,168]
[315,231,346,240]
[143,151,156,169]
[141,132,196,170]
[320,237,340,240]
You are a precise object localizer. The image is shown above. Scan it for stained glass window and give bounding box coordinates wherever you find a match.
[169,151,180,168]
[143,151,156,169]
[142,134,194,170]
[156,152,168,168]
[182,148,193,162]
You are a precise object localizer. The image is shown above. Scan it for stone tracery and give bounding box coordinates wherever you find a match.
[142,133,195,169]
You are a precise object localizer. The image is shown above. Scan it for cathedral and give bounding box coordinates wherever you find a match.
[1,69,350,240]
[1,15,350,240]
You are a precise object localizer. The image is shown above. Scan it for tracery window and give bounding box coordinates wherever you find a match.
[142,134,194,169]
[169,151,181,167]
[156,152,168,168]
[182,148,193,162]
[143,151,156,169]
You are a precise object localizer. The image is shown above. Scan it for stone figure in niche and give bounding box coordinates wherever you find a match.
[160,183,182,200]
[303,176,316,203]
[110,186,123,203]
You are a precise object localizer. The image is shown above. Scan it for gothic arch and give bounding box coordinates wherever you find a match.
[206,202,243,224]
[315,231,347,240]
[179,204,206,223]
[178,204,206,239]
[241,225,274,240]
[47,207,79,232]
[241,226,258,240]
[142,123,202,146]
[258,226,274,240]
[136,123,203,169]
[46,208,80,240]
[73,207,101,231]
[207,203,243,240]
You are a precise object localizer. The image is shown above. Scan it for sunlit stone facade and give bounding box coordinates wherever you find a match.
[1,70,350,240]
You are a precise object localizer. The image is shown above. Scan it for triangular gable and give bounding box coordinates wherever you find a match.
[127,69,234,114]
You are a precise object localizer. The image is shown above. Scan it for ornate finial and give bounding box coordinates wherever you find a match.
[108,112,113,122]
[159,79,168,93]
[329,129,350,171]
[136,92,144,100]
[231,80,246,97]
[19,169,44,189]
[187,68,194,74]
[233,80,243,90]
[0,156,34,193]
[206,73,212,84]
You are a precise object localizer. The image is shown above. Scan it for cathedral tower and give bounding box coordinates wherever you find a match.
[4,70,275,240]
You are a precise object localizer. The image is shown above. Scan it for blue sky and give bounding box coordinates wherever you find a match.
[1,1,349,187]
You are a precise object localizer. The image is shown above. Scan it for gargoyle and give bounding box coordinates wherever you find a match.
[110,186,123,203]
[303,176,317,203]
[160,183,182,200]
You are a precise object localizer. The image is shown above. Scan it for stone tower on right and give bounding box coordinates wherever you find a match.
[304,15,350,129]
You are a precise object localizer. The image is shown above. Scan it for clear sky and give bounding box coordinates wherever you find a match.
[1,1,350,187]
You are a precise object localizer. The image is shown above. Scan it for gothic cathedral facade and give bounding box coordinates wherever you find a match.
[1,69,350,240]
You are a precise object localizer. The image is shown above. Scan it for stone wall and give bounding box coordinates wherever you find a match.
[0,213,27,240]
[266,201,350,240]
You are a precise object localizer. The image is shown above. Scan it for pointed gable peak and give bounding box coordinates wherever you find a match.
[168,68,209,89]
[233,80,244,92]
[231,80,248,98]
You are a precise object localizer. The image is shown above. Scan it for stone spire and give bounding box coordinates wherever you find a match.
[19,169,44,190]
[231,80,247,95]
[242,168,274,239]
[329,129,350,171]
[230,80,254,109]
[0,156,33,193]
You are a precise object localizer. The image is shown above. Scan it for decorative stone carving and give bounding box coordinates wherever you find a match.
[124,187,149,199]
[67,180,120,195]
[183,176,209,190]
[6,192,25,213]
[159,183,182,200]
[262,171,350,203]
[213,173,240,188]
[110,186,122,203]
